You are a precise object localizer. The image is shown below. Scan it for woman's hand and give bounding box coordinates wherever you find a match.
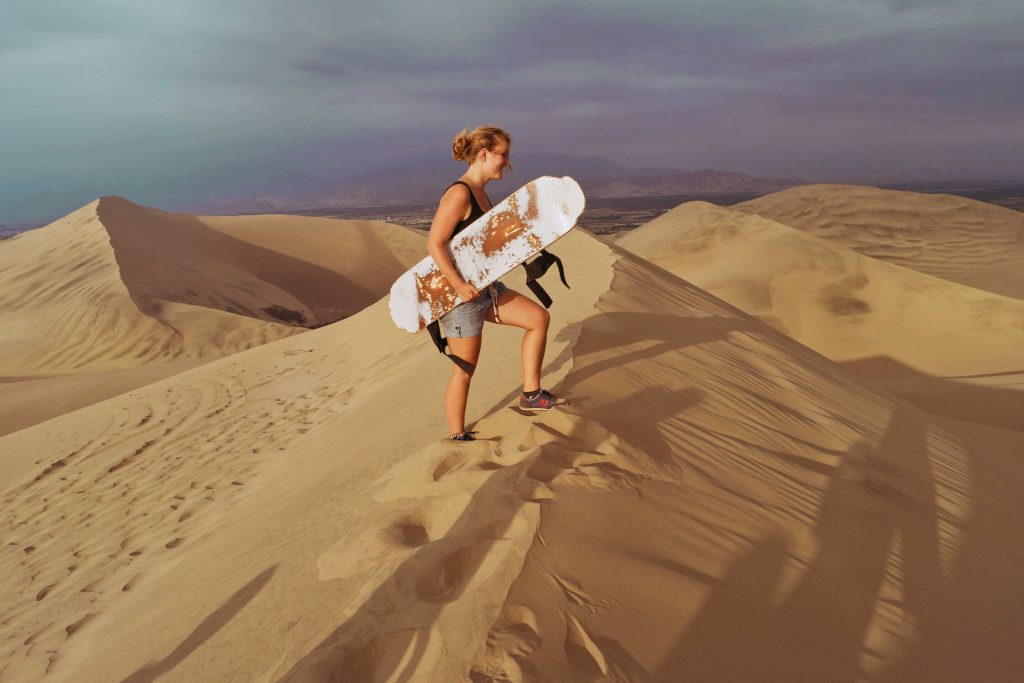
[455,281,480,301]
[428,186,477,302]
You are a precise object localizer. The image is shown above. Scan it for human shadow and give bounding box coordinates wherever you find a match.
[560,312,745,390]
[841,356,1024,433]
[650,401,945,682]
[121,565,278,683]
[478,312,737,465]
[875,416,1024,681]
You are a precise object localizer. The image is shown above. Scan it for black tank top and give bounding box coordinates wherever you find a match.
[446,181,489,240]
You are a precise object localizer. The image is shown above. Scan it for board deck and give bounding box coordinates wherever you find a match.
[389,176,585,333]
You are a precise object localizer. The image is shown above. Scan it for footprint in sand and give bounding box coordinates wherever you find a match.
[64,613,95,639]
[432,451,471,481]
[413,544,478,603]
[488,604,543,656]
[385,513,432,548]
[23,623,53,646]
[564,613,609,678]
[471,604,543,681]
[430,437,506,481]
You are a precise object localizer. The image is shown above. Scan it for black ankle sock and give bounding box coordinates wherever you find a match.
[523,388,542,400]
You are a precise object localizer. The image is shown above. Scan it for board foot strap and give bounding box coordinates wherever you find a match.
[427,319,446,354]
[523,249,570,309]
[426,320,476,373]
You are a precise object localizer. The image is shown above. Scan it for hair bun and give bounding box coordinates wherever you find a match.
[451,129,471,161]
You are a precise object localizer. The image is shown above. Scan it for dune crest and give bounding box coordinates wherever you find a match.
[618,200,1024,432]
[0,198,424,435]
[97,196,424,327]
[734,184,1024,299]
[0,200,289,377]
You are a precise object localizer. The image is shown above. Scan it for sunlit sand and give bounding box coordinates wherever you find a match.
[1,188,1022,682]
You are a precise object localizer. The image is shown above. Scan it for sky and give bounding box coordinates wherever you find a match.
[2,0,1023,224]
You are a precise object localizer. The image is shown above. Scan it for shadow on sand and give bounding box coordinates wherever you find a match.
[842,356,1024,433]
[576,400,1024,681]
[479,311,740,464]
[98,197,390,325]
[121,565,278,683]
[277,449,553,682]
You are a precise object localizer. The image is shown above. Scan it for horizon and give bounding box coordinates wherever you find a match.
[3,0,1023,225]
[5,172,1024,235]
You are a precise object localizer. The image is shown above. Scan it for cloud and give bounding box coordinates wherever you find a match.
[2,0,1022,222]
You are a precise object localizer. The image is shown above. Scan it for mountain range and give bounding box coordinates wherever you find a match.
[186,154,804,214]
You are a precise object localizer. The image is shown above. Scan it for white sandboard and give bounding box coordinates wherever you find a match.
[389,176,585,333]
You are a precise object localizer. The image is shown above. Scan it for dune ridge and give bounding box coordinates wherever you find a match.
[0,198,424,435]
[618,199,1024,432]
[734,184,1024,299]
[0,200,296,376]
[97,197,424,327]
[2,229,1023,682]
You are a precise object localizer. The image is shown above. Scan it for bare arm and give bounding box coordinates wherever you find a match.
[427,185,479,301]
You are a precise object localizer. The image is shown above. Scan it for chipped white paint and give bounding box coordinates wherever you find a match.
[389,176,585,333]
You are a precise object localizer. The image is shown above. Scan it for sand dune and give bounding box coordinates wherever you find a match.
[0,198,423,435]
[0,200,288,377]
[618,201,1024,432]
[734,184,1024,299]
[98,197,425,327]
[0,197,424,376]
[2,228,1022,682]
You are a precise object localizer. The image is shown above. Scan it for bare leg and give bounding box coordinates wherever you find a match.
[444,334,482,434]
[486,289,550,392]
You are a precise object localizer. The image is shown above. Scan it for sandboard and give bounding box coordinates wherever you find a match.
[389,176,585,333]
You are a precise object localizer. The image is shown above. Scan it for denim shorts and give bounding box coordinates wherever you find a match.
[440,281,507,338]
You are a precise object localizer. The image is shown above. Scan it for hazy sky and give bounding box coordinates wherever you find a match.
[3,0,1022,223]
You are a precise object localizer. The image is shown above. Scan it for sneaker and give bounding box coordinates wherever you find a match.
[519,389,558,411]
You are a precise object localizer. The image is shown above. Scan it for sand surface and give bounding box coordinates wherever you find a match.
[619,198,1024,434]
[0,361,210,438]
[3,194,1024,682]
[734,184,1024,299]
[0,198,423,436]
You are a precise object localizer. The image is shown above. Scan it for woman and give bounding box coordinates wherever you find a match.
[427,126,557,441]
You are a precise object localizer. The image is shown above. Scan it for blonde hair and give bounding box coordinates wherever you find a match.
[452,125,511,165]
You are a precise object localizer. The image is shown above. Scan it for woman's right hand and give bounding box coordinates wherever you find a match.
[455,281,480,302]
